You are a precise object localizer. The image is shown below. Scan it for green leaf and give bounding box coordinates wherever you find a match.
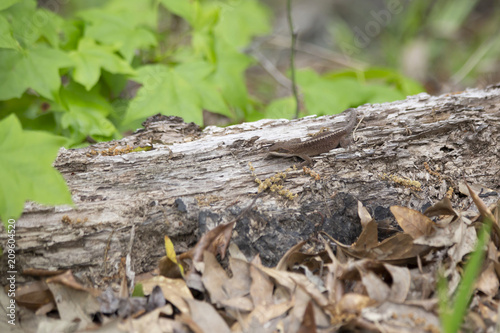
[0,114,72,226]
[99,0,158,29]
[214,0,271,48]
[159,0,196,24]
[192,30,216,63]
[59,19,84,51]
[264,97,297,119]
[192,3,219,31]
[0,15,21,50]
[326,67,424,97]
[209,39,252,112]
[2,0,65,48]
[69,37,135,91]
[177,61,231,117]
[0,45,72,101]
[80,9,157,62]
[123,61,231,129]
[59,81,118,140]
[37,8,65,48]
[1,95,59,133]
[359,68,424,95]
[0,0,22,11]
[2,0,39,47]
[297,69,366,115]
[363,85,405,104]
[132,283,144,297]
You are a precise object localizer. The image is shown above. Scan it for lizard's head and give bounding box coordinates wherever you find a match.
[268,142,295,156]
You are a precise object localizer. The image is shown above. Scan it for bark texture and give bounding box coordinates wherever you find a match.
[2,86,500,286]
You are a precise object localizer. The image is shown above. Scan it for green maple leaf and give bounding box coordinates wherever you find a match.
[0,15,20,50]
[59,81,118,143]
[122,61,231,129]
[297,69,367,115]
[0,45,72,101]
[1,0,63,48]
[0,114,72,227]
[69,37,135,91]
[80,9,157,63]
[210,39,252,112]
[214,0,271,48]
[0,0,21,11]
[159,0,196,24]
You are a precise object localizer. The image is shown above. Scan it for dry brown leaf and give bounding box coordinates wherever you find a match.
[125,305,177,333]
[201,251,229,304]
[391,206,435,238]
[119,274,128,299]
[424,196,457,218]
[446,220,478,266]
[253,264,294,292]
[46,270,98,295]
[476,261,500,296]
[291,284,330,331]
[358,269,390,302]
[184,298,231,333]
[276,240,307,271]
[465,182,496,222]
[331,231,430,264]
[383,264,411,303]
[251,253,262,265]
[414,217,470,248]
[374,233,430,263]
[14,281,53,312]
[242,300,293,327]
[361,302,441,333]
[219,296,254,312]
[158,256,184,279]
[250,262,274,307]
[46,274,101,330]
[329,292,375,327]
[320,235,345,304]
[225,258,251,298]
[358,200,373,228]
[289,274,329,308]
[140,276,191,314]
[176,312,205,333]
[477,299,499,325]
[180,221,236,264]
[465,182,500,247]
[352,219,378,252]
[284,252,327,275]
[297,300,317,333]
[336,293,375,314]
[228,242,248,261]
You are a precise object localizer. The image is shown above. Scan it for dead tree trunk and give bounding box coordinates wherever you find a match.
[2,85,500,286]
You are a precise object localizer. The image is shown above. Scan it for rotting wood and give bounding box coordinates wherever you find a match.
[1,86,500,286]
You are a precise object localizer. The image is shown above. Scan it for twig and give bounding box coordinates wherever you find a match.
[286,0,300,119]
[250,49,292,90]
[268,34,367,70]
[451,36,498,85]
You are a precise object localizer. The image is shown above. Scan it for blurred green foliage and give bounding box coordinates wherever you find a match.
[332,0,500,88]
[0,114,72,227]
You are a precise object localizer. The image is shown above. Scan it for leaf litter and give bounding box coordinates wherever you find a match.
[9,184,500,332]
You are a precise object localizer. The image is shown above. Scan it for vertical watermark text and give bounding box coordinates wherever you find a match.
[6,219,17,325]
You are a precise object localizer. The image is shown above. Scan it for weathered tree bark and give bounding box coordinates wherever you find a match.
[2,85,499,286]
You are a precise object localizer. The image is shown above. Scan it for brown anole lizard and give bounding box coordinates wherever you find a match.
[268,108,357,166]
